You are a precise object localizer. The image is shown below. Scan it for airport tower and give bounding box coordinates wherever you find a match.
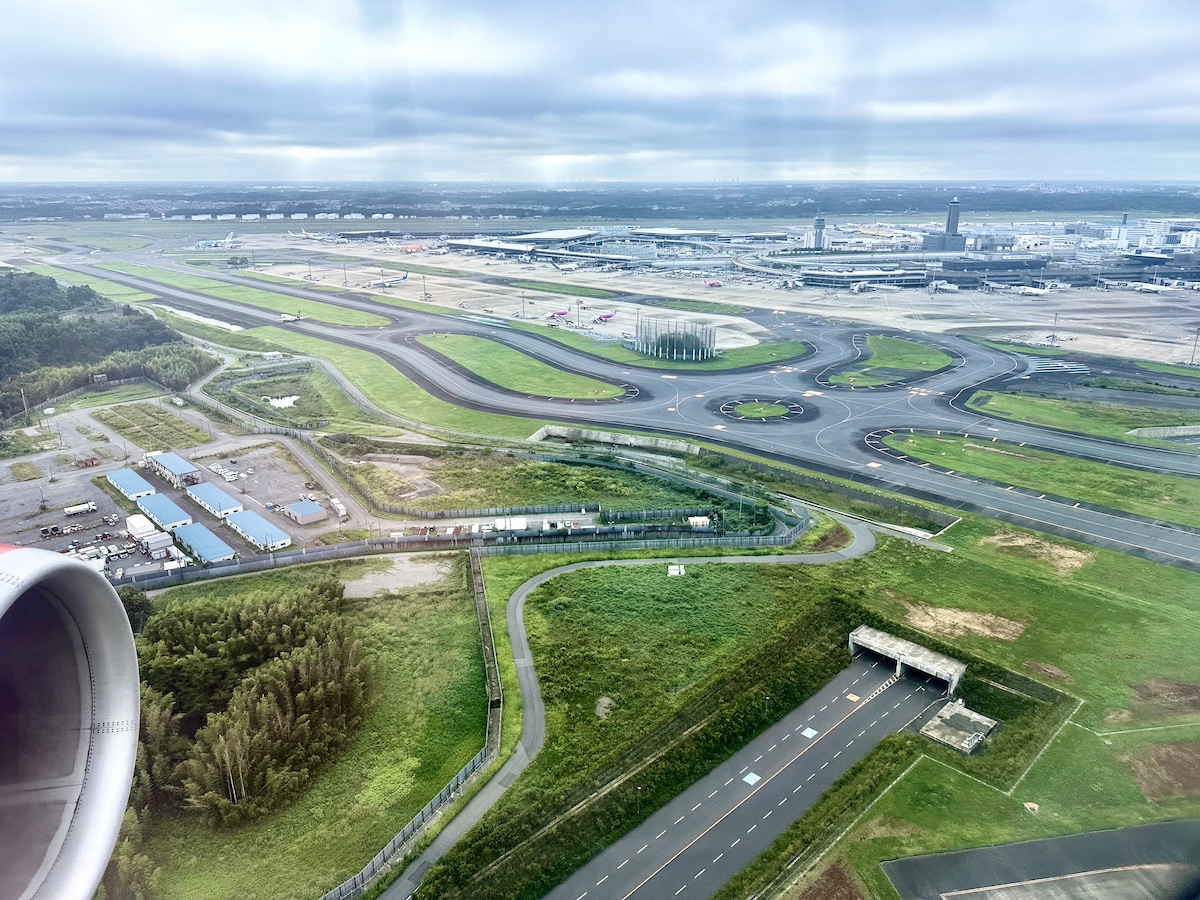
[945,198,961,237]
[812,213,826,250]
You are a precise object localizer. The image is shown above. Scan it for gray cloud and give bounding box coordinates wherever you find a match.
[0,0,1198,180]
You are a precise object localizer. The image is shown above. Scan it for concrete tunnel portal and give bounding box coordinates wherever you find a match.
[849,625,966,696]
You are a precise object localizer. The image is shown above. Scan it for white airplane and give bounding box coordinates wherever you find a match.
[553,262,580,272]
[288,229,322,241]
[368,272,408,287]
[1013,285,1053,296]
[850,281,901,293]
[592,310,617,324]
[1131,282,1178,293]
[279,313,302,322]
[928,280,959,293]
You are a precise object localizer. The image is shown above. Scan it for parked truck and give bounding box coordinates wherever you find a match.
[63,502,97,517]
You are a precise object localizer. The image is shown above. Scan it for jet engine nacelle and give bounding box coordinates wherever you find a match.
[0,546,139,900]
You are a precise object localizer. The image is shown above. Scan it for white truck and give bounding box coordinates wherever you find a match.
[63,502,97,517]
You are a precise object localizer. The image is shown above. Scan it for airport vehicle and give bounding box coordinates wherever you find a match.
[63,502,97,517]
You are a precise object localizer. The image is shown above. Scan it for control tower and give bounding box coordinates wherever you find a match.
[945,197,961,237]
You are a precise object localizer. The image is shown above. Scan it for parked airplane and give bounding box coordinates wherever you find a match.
[287,228,324,241]
[850,281,902,293]
[553,262,580,272]
[195,232,235,249]
[545,307,572,319]
[1131,282,1178,293]
[279,313,302,322]
[368,272,408,288]
[1013,285,1053,296]
[928,280,959,293]
[704,279,723,287]
[592,310,617,323]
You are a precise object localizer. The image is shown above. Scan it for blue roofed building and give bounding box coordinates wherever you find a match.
[174,523,236,563]
[225,510,292,552]
[143,451,200,488]
[106,468,156,501]
[136,493,193,532]
[283,499,327,525]
[186,482,244,520]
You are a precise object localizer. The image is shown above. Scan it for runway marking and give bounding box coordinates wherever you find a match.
[694,869,705,879]
[712,854,723,864]
[674,886,686,896]
[691,803,702,811]
[724,778,733,786]
[763,811,773,820]
[846,693,860,702]
[708,790,718,798]
[675,816,686,825]
[940,864,1157,897]
[731,839,740,848]
[618,860,628,869]
[657,830,667,839]
[638,845,648,854]
[597,876,609,885]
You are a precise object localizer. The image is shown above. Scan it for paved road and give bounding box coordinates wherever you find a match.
[63,255,1200,572]
[545,661,940,900]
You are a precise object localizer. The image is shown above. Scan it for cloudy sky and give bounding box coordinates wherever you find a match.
[3,1,1198,182]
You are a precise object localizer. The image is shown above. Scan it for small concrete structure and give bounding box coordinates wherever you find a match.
[920,700,998,754]
[282,499,327,525]
[849,625,966,695]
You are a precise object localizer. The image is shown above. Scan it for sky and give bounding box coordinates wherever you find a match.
[2,1,1198,183]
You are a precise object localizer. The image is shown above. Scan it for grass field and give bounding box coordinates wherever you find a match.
[9,461,44,481]
[139,557,487,900]
[92,402,210,450]
[966,391,1197,443]
[510,280,618,299]
[652,298,747,314]
[150,309,283,352]
[829,335,954,387]
[96,262,388,326]
[509,322,811,370]
[733,401,789,418]
[974,339,1067,357]
[63,382,165,411]
[20,264,158,302]
[407,456,711,512]
[210,366,404,436]
[330,258,473,278]
[885,433,1200,528]
[417,333,625,399]
[1136,360,1200,379]
[255,328,550,439]
[232,269,349,292]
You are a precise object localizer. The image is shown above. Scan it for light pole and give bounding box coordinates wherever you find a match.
[1191,326,1200,367]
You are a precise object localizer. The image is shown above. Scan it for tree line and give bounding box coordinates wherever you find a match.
[103,580,372,900]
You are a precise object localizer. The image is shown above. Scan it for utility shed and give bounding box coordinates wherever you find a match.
[226,510,292,552]
[107,468,156,500]
[136,493,193,532]
[174,523,236,563]
[144,451,200,487]
[849,625,966,695]
[282,499,327,525]
[186,482,244,519]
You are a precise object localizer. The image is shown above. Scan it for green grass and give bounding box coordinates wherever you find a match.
[886,433,1200,528]
[966,391,1197,444]
[208,366,405,436]
[232,269,348,292]
[92,402,210,450]
[96,263,389,327]
[254,328,551,439]
[329,257,473,278]
[140,556,487,900]
[733,401,789,418]
[829,335,954,386]
[1080,375,1200,397]
[508,321,811,370]
[652,298,747,314]
[974,339,1068,357]
[9,461,44,481]
[19,263,157,301]
[1136,360,1200,379]
[510,280,618,299]
[63,382,165,411]
[417,334,625,399]
[407,456,712,512]
[150,309,283,353]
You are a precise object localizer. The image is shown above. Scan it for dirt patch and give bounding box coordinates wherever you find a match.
[902,600,1026,641]
[854,815,921,843]
[595,696,614,719]
[980,530,1094,576]
[1132,680,1200,714]
[788,860,864,900]
[1122,741,1200,801]
[1105,708,1133,724]
[1024,660,1074,683]
[813,523,852,552]
[342,554,451,598]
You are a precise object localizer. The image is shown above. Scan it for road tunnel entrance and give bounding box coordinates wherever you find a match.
[849,625,966,695]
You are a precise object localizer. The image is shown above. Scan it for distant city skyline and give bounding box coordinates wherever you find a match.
[3,1,1198,183]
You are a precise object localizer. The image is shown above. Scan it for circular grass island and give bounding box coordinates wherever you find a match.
[732,401,790,419]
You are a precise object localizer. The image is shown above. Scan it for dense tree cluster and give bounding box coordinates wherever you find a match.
[102,580,372,898]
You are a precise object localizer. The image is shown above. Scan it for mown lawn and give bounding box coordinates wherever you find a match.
[64,382,165,410]
[255,328,551,439]
[96,262,388,326]
[20,263,158,302]
[140,556,487,900]
[510,280,618,299]
[417,333,624,399]
[829,335,953,386]
[885,433,1200,528]
[1136,360,1200,380]
[966,390,1197,444]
